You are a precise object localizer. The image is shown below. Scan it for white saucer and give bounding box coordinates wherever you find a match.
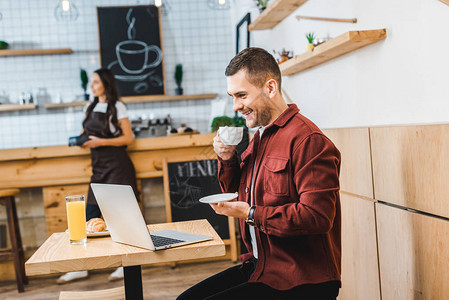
[65,229,110,238]
[199,193,238,204]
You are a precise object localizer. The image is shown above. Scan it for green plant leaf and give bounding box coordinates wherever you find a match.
[210,116,234,132]
[80,69,88,92]
[255,0,269,7]
[232,111,246,127]
[175,64,183,87]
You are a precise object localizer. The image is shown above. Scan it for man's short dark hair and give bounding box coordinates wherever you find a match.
[225,47,282,91]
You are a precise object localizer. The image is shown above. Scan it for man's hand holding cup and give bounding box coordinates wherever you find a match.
[213,126,243,160]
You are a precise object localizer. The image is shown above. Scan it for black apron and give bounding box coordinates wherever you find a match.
[84,106,139,206]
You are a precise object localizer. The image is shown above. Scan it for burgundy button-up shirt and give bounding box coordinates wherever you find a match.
[218,104,341,290]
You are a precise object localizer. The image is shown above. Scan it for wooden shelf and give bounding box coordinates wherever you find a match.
[0,48,73,57]
[249,0,308,31]
[44,101,88,109]
[122,93,218,104]
[42,94,218,108]
[280,29,387,76]
[0,104,37,112]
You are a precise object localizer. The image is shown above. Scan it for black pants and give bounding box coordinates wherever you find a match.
[177,258,340,300]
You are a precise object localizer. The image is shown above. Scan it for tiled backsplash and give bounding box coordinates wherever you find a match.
[0,0,235,149]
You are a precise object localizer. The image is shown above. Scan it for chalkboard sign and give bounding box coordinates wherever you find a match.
[164,159,230,239]
[97,5,165,97]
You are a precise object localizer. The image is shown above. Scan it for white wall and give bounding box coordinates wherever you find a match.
[232,0,449,128]
[0,0,234,149]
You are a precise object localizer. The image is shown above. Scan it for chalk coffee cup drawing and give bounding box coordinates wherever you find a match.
[219,127,244,145]
[116,40,162,74]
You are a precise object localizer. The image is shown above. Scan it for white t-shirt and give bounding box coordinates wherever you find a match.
[249,125,268,259]
[83,101,128,134]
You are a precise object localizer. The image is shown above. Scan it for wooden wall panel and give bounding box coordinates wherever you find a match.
[129,146,216,174]
[42,184,89,236]
[376,202,449,299]
[0,156,92,188]
[323,128,373,198]
[338,193,380,300]
[0,146,215,189]
[370,125,449,218]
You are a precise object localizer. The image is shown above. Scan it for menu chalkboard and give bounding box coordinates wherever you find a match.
[97,5,165,97]
[165,159,230,239]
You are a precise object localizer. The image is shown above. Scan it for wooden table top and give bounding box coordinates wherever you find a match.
[25,219,225,276]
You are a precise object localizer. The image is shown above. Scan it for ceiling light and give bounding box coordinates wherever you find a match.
[62,0,70,12]
[208,0,230,10]
[54,0,79,22]
[155,0,162,7]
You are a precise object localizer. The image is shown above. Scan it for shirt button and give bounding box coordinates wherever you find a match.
[245,187,249,193]
[260,226,264,232]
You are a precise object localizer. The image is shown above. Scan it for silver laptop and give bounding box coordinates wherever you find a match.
[90,183,213,251]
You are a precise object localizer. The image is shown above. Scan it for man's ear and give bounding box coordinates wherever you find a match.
[265,78,278,98]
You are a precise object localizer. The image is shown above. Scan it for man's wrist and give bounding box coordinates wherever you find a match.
[245,206,251,218]
[218,153,238,165]
[245,206,256,226]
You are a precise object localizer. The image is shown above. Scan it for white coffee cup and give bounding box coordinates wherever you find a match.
[219,127,244,145]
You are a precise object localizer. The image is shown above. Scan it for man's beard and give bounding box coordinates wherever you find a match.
[254,94,273,127]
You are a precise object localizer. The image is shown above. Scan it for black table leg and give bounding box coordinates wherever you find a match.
[123,265,143,300]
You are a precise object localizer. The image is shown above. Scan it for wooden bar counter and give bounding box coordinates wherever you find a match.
[0,133,217,235]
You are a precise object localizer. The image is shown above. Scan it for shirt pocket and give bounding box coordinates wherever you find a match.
[263,156,289,196]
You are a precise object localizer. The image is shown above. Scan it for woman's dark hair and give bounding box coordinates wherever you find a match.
[82,68,122,137]
[225,47,282,91]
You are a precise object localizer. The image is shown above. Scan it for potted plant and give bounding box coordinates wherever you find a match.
[80,68,89,100]
[305,32,315,52]
[211,112,247,133]
[175,64,183,95]
[255,0,269,13]
[210,116,234,133]
[273,48,293,64]
[0,40,9,50]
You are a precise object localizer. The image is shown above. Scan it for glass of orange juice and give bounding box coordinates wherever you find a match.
[66,195,87,245]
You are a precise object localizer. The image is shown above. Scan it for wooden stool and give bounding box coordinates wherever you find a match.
[0,189,28,292]
[59,286,125,300]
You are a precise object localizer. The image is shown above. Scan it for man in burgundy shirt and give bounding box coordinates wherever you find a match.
[178,48,341,299]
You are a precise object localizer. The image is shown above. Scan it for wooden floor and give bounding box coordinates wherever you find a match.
[0,260,236,300]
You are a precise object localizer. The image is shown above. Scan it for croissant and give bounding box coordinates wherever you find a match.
[86,218,106,233]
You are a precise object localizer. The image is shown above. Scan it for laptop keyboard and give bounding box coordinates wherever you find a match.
[151,234,185,247]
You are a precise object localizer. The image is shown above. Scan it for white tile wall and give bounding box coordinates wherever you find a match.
[0,0,235,149]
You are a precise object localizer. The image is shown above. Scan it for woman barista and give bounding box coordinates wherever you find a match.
[57,68,139,284]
